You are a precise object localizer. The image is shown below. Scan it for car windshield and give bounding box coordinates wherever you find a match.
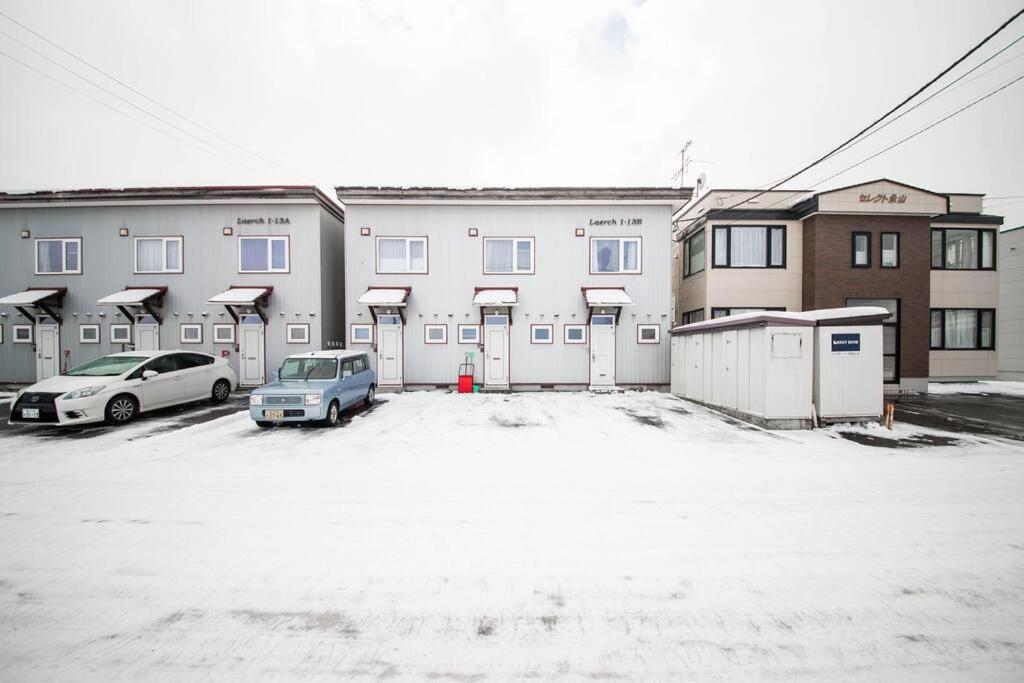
[279,358,337,381]
[65,355,148,377]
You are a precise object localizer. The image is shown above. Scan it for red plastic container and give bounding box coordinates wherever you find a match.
[458,363,474,393]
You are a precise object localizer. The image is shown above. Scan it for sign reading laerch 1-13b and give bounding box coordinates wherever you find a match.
[588,218,643,226]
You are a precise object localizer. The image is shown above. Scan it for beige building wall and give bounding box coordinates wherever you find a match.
[817,180,948,216]
[998,227,1024,379]
[704,220,804,312]
[929,265,999,380]
[947,194,985,213]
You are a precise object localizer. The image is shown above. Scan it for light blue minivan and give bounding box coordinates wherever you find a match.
[248,350,376,428]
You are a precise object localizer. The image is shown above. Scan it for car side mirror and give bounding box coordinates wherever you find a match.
[142,370,158,380]
[274,369,280,381]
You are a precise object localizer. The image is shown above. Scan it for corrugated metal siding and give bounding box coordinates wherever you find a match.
[318,209,346,349]
[344,203,672,386]
[0,202,327,383]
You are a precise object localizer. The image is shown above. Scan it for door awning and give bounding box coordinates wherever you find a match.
[208,286,273,324]
[358,287,411,306]
[97,287,167,324]
[473,288,519,306]
[582,287,633,306]
[0,287,67,324]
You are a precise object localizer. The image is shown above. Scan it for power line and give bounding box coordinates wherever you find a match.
[678,6,1024,223]
[0,8,315,182]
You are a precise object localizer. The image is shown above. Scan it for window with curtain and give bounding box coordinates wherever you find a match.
[591,238,640,273]
[484,238,534,273]
[852,232,870,267]
[683,229,705,276]
[377,237,427,273]
[35,238,81,274]
[681,309,705,325]
[931,308,995,350]
[931,228,995,270]
[731,227,767,267]
[711,226,784,268]
[135,237,183,273]
[881,233,899,268]
[239,236,289,272]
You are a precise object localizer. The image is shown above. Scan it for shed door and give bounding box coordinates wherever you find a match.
[377,319,403,387]
[240,322,265,386]
[35,322,60,380]
[483,315,509,387]
[589,315,616,388]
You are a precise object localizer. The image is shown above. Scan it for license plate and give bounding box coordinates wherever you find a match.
[264,409,284,419]
[21,408,40,419]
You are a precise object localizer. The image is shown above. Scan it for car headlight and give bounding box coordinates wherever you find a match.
[249,394,263,405]
[304,394,322,405]
[63,385,106,400]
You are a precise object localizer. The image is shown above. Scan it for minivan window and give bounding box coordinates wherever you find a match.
[341,359,355,378]
[353,357,367,373]
[279,357,337,380]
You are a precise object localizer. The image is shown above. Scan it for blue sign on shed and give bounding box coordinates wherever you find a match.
[831,332,861,353]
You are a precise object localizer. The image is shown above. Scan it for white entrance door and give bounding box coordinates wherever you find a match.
[35,320,60,380]
[483,314,509,387]
[376,315,403,387]
[239,320,265,386]
[589,315,616,388]
[135,315,160,351]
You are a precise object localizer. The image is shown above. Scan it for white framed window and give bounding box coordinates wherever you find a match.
[637,324,660,344]
[35,238,81,274]
[134,236,183,273]
[563,324,587,344]
[79,324,100,344]
[377,237,428,273]
[213,324,235,344]
[180,323,203,344]
[484,237,534,274]
[350,324,374,344]
[591,237,641,274]
[13,324,32,343]
[110,324,132,344]
[239,236,289,273]
[286,323,310,344]
[458,324,480,344]
[531,324,554,344]
[424,324,447,344]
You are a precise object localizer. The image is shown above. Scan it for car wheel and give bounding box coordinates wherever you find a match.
[211,379,231,403]
[365,385,375,407]
[255,421,274,429]
[105,394,139,425]
[322,400,340,427]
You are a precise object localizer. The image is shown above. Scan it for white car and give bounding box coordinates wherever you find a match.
[8,350,238,427]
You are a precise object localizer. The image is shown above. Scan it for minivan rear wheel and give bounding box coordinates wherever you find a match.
[105,394,139,425]
[365,385,375,407]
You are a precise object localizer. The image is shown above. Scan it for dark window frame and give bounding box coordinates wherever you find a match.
[710,225,787,269]
[880,232,900,269]
[682,228,706,278]
[929,307,996,350]
[710,306,786,319]
[930,228,997,271]
[852,232,871,268]
[681,308,705,325]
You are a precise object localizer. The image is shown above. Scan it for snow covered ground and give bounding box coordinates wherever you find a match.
[1,391,1023,680]
[928,380,1024,397]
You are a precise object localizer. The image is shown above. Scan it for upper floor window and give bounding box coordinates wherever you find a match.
[683,229,705,277]
[484,237,534,274]
[931,228,996,270]
[711,306,786,319]
[712,226,785,268]
[135,237,183,273]
[681,308,705,325]
[881,232,899,268]
[239,236,289,273]
[930,308,995,350]
[35,238,81,274]
[377,237,427,273]
[591,237,641,273]
[852,232,871,267]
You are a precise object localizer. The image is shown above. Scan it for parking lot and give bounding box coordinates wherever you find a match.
[1,388,1023,680]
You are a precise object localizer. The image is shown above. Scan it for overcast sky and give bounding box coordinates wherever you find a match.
[0,0,1021,226]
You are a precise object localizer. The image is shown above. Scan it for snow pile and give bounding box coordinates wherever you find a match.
[928,381,1024,397]
[472,288,518,306]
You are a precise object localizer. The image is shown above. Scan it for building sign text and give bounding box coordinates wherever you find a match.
[858,193,907,204]
[831,332,861,353]
[588,218,643,226]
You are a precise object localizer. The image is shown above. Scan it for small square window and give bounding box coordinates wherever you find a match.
[110,324,132,344]
[180,323,203,344]
[458,324,480,344]
[79,324,100,344]
[286,323,310,344]
[14,325,33,343]
[564,324,587,344]
[637,324,660,344]
[350,324,374,344]
[424,324,447,344]
[531,324,554,344]
[213,324,235,344]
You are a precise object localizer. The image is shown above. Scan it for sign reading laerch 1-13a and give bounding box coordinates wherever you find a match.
[831,333,861,353]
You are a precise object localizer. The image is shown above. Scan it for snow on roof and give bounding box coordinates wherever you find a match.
[0,289,61,305]
[473,289,518,306]
[786,306,892,322]
[583,288,633,306]
[207,287,271,305]
[96,288,164,305]
[670,306,892,334]
[357,288,410,306]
